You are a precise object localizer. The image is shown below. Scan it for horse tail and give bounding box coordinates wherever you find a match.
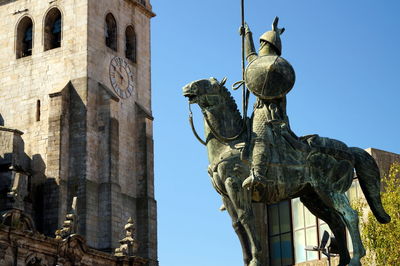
[350,147,391,224]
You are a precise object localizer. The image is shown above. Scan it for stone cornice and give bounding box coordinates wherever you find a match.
[98,82,120,102]
[0,126,23,135]
[135,102,153,120]
[128,0,156,18]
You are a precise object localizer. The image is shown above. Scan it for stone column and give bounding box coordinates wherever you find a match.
[45,83,70,236]
[135,103,157,266]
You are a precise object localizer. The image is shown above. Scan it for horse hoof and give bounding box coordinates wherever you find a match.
[348,258,361,266]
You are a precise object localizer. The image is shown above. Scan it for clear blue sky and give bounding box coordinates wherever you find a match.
[151,1,400,265]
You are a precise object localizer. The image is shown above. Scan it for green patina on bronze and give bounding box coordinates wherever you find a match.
[182,17,390,266]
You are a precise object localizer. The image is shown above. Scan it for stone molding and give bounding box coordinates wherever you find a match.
[98,81,120,102]
[0,226,147,266]
[129,0,156,18]
[0,126,23,135]
[135,101,153,121]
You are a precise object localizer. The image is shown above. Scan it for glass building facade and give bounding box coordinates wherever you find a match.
[267,182,361,266]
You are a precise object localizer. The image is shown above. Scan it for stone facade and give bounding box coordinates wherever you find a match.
[0,225,147,266]
[0,0,157,265]
[365,148,400,179]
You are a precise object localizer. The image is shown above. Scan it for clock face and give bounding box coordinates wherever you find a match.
[109,56,134,99]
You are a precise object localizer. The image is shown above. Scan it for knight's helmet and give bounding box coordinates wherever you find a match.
[244,16,295,100]
[259,17,285,56]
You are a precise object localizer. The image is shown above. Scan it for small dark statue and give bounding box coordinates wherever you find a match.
[182,17,390,266]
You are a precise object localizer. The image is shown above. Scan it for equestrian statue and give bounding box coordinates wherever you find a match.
[182,17,390,266]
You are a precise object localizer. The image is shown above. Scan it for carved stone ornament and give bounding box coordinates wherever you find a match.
[1,209,35,232]
[114,217,139,257]
[7,172,29,210]
[57,235,87,266]
[25,253,49,266]
[0,242,9,262]
[55,197,78,240]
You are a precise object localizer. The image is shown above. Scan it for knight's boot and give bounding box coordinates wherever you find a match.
[242,169,267,189]
[242,169,267,201]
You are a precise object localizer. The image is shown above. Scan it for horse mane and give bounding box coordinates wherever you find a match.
[217,83,244,128]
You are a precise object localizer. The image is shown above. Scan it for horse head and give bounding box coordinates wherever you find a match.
[182,77,228,111]
[183,77,245,145]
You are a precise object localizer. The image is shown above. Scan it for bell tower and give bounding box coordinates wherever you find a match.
[0,0,157,264]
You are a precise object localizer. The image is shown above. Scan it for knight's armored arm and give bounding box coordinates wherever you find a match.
[244,23,258,62]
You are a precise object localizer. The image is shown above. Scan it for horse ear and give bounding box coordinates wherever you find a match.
[210,77,218,84]
[220,77,227,87]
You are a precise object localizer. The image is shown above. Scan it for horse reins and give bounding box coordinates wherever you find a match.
[188,103,207,145]
[189,101,247,146]
[203,111,247,144]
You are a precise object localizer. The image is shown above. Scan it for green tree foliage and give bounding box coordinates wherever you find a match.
[356,163,400,266]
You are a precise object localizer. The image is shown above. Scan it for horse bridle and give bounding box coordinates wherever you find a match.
[188,102,207,146]
[188,101,247,146]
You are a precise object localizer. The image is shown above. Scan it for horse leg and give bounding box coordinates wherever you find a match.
[222,196,251,266]
[224,176,262,266]
[300,192,350,266]
[316,191,366,266]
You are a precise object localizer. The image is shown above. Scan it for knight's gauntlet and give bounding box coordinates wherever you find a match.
[244,26,257,62]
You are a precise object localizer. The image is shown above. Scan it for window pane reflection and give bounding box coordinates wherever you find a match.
[292,198,304,230]
[319,222,331,237]
[268,204,280,236]
[292,198,320,263]
[270,236,282,266]
[294,230,306,263]
[306,227,318,260]
[267,201,293,266]
[281,233,293,265]
[304,207,316,227]
[279,201,291,233]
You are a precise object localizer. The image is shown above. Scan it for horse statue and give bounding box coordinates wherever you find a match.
[182,77,390,266]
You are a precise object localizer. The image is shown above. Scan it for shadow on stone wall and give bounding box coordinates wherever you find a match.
[67,81,88,238]
[31,154,50,234]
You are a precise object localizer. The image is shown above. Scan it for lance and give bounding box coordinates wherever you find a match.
[240,0,249,121]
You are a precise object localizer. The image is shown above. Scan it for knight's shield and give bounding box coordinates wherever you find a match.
[245,55,295,99]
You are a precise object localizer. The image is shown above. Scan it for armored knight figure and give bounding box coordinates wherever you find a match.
[241,17,306,198]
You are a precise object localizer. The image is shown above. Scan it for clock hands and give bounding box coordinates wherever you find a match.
[112,65,124,80]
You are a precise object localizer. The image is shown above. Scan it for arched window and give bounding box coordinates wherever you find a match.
[16,16,33,58]
[125,26,136,62]
[44,8,62,51]
[105,13,117,51]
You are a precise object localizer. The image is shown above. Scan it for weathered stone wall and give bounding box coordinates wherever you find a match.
[85,1,157,262]
[0,0,157,264]
[0,0,88,159]
[0,0,89,238]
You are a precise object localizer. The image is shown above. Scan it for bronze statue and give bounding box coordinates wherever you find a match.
[241,17,298,194]
[182,17,390,266]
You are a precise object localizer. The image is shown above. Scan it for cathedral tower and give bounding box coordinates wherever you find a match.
[0,0,156,264]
